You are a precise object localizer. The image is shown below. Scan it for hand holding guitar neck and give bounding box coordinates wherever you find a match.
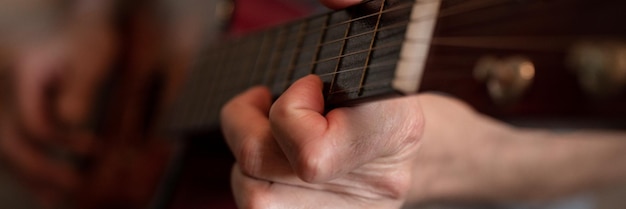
[222,75,424,208]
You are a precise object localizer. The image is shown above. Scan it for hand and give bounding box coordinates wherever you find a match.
[406,94,517,203]
[410,94,626,204]
[221,75,425,208]
[0,1,117,207]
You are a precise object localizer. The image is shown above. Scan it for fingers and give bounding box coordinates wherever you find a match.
[231,166,390,209]
[57,1,117,128]
[269,75,423,183]
[268,75,331,182]
[0,120,79,193]
[221,87,293,178]
[13,40,97,156]
[224,75,423,186]
[319,0,362,9]
[15,44,63,139]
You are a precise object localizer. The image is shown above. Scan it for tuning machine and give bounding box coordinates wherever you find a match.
[474,56,535,105]
[568,41,626,98]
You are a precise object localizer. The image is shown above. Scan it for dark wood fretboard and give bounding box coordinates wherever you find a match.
[167,0,626,134]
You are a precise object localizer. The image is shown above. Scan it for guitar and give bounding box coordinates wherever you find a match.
[75,0,626,208]
[168,0,626,134]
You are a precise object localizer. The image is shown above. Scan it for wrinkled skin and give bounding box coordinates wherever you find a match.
[221,75,424,208]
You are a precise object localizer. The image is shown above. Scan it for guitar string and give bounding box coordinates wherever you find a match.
[271,0,502,45]
[293,39,408,69]
[330,80,393,94]
[211,18,426,72]
[211,0,430,98]
[202,0,509,107]
[173,0,504,126]
[281,1,417,41]
[357,0,387,95]
[327,13,354,95]
[217,59,401,91]
[282,20,310,90]
[228,0,504,54]
[277,0,511,96]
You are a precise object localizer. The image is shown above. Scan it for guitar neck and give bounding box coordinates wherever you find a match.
[167,0,626,134]
[167,0,438,132]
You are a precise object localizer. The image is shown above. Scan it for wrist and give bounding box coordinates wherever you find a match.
[406,113,521,203]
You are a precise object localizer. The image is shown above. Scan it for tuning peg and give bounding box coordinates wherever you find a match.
[474,56,535,105]
[568,41,626,98]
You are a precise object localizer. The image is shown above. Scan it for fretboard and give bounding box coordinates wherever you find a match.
[167,0,626,134]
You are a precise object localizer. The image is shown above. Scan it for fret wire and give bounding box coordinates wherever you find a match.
[269,39,406,85]
[262,0,499,49]
[174,0,510,130]
[283,20,309,90]
[236,0,501,62]
[203,45,228,122]
[214,41,243,119]
[310,13,331,74]
[282,1,416,43]
[330,80,391,94]
[251,30,275,85]
[260,21,429,80]
[328,17,353,95]
[323,59,399,76]
[220,59,397,93]
[358,0,386,96]
[217,39,248,113]
[235,38,256,91]
[297,39,405,70]
[248,30,273,86]
[273,60,400,89]
[264,27,291,89]
[272,0,468,45]
[218,39,242,99]
[269,18,424,64]
[194,0,503,92]
[184,49,217,125]
[262,28,287,86]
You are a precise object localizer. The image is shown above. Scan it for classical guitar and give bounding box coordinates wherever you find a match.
[74,0,626,208]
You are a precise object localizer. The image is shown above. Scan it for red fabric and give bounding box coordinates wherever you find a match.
[229,0,314,35]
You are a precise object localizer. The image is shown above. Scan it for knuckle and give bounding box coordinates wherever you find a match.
[237,135,263,177]
[268,100,288,121]
[220,100,240,119]
[296,147,330,183]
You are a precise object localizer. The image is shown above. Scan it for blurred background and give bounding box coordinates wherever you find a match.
[0,0,625,208]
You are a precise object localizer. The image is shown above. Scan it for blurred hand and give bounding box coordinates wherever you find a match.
[0,1,117,207]
[221,75,425,208]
